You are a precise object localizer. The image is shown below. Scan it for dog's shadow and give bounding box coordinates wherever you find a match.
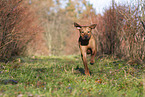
[74,65,92,75]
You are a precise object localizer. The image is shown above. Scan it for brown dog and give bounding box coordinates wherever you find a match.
[74,22,97,76]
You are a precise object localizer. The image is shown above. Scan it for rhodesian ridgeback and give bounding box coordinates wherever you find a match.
[74,22,97,76]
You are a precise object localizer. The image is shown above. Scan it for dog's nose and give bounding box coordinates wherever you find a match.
[84,35,88,38]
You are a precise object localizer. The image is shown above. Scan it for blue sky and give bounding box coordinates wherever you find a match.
[87,0,132,14]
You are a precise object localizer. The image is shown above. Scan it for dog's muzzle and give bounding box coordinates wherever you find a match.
[81,35,90,40]
[84,35,88,39]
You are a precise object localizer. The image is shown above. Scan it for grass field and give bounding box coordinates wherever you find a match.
[0,55,143,97]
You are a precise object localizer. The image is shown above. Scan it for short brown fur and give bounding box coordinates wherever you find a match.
[74,22,97,76]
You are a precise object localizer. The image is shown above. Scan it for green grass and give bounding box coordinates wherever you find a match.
[0,55,143,97]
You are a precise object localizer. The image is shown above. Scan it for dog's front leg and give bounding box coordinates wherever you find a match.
[80,46,90,76]
[90,48,96,65]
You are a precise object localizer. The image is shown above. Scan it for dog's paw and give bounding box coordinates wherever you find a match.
[90,62,94,65]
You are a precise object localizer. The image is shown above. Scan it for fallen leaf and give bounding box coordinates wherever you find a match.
[95,79,102,84]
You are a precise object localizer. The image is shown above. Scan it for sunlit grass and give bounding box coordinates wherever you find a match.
[0,55,143,97]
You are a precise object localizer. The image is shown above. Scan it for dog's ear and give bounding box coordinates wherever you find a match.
[74,22,81,29]
[89,24,97,29]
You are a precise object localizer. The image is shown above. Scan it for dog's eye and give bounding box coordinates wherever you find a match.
[88,31,90,33]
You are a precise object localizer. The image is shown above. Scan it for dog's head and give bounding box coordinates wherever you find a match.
[74,22,97,40]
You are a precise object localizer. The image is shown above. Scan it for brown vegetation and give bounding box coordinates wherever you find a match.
[0,0,144,63]
[0,0,45,59]
[94,3,145,62]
